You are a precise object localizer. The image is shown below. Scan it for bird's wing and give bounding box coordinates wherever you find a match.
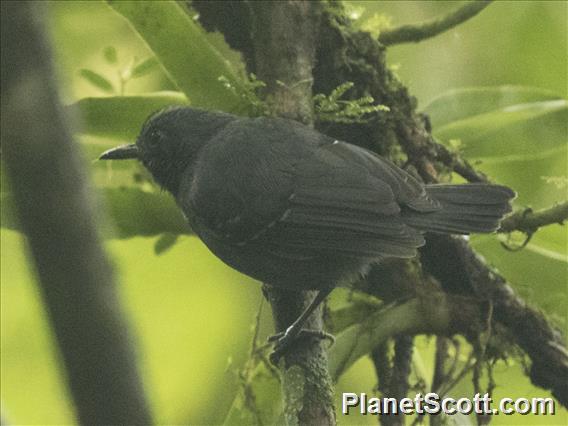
[324,141,440,212]
[186,122,431,259]
[266,141,429,258]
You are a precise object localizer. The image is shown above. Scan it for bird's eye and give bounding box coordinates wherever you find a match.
[148,129,166,147]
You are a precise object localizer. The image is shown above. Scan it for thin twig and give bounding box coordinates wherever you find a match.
[431,337,450,394]
[372,342,392,396]
[438,352,476,397]
[499,201,568,234]
[238,298,266,426]
[384,336,414,426]
[431,337,462,426]
[379,1,493,46]
[472,300,494,426]
[250,297,264,356]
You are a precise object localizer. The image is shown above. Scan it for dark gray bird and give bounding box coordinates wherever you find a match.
[100,106,515,357]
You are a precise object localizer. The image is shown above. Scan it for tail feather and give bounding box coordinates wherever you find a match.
[402,183,515,234]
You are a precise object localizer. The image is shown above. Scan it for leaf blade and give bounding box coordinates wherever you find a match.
[103,46,118,64]
[423,85,563,129]
[78,69,115,93]
[106,0,246,113]
[67,91,189,141]
[1,187,191,239]
[434,99,567,159]
[131,57,159,79]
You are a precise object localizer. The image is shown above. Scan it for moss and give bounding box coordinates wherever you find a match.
[316,1,453,183]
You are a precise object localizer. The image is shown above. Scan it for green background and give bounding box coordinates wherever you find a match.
[1,1,566,424]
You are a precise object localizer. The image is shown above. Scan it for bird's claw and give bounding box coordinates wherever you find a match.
[268,328,335,364]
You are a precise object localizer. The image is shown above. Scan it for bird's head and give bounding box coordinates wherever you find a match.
[99,106,235,195]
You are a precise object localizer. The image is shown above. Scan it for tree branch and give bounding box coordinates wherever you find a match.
[378,1,493,46]
[422,235,568,406]
[364,259,419,426]
[381,336,414,426]
[329,293,485,380]
[431,137,489,183]
[1,2,151,424]
[249,2,335,424]
[499,201,568,234]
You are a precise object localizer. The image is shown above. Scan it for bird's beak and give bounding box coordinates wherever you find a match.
[99,143,139,160]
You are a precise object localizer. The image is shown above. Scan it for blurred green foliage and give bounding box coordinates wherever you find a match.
[1,1,566,425]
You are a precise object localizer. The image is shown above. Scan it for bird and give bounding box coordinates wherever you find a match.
[100,106,515,358]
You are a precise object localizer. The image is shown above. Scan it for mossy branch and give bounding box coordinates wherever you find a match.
[500,201,568,234]
[432,138,489,182]
[379,1,493,46]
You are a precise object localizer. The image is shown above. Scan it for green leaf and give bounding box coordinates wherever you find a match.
[329,299,438,381]
[103,46,118,64]
[326,289,383,334]
[106,0,247,113]
[78,69,115,93]
[423,86,563,129]
[131,57,159,79]
[3,139,189,239]
[470,234,567,334]
[102,187,190,238]
[425,87,567,209]
[475,145,567,208]
[1,188,191,239]
[154,233,179,255]
[0,142,193,240]
[67,91,189,141]
[222,363,283,426]
[529,223,568,258]
[434,99,567,159]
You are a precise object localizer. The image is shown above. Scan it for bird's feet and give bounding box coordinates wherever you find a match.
[268,327,335,363]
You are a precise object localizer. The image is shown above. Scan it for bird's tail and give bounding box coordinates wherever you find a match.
[402,183,515,234]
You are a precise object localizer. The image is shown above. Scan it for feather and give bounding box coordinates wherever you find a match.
[402,184,515,234]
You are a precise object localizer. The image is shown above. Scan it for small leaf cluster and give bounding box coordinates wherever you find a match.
[218,73,269,116]
[78,46,159,95]
[314,82,390,124]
